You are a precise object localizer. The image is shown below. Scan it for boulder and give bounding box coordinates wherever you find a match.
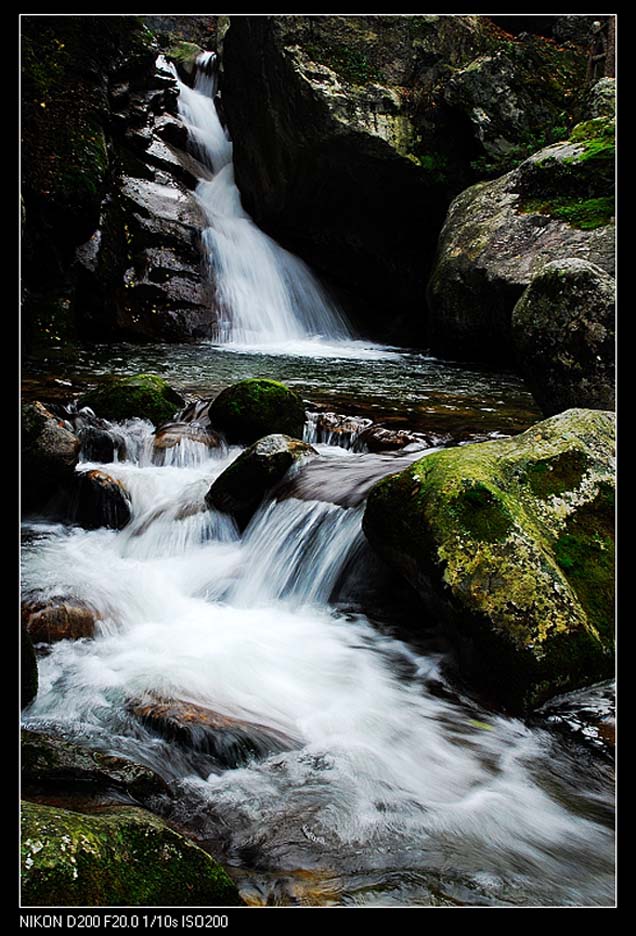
[512,259,615,416]
[206,434,316,528]
[222,15,585,341]
[21,626,38,710]
[21,729,169,800]
[363,409,615,712]
[152,422,224,464]
[128,695,298,767]
[79,373,185,425]
[209,378,306,444]
[78,424,126,463]
[22,402,80,513]
[20,801,242,907]
[586,77,615,119]
[22,597,100,644]
[427,118,615,363]
[73,470,132,530]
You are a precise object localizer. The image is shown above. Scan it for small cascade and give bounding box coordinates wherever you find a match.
[172,53,354,347]
[304,411,373,451]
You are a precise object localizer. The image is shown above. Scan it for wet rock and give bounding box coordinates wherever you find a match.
[22,597,100,644]
[305,412,372,449]
[129,695,298,768]
[535,680,615,760]
[427,118,615,363]
[78,425,126,463]
[222,16,585,342]
[21,729,169,800]
[21,626,38,710]
[209,378,306,445]
[79,373,185,426]
[73,470,132,530]
[20,800,242,907]
[22,402,81,513]
[165,40,204,78]
[206,434,316,529]
[359,425,425,453]
[152,422,225,464]
[512,259,615,416]
[363,408,615,712]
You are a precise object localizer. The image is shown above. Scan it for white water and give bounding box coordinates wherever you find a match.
[22,421,614,905]
[174,54,395,357]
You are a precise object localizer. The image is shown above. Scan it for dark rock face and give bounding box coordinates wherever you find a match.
[21,16,216,350]
[206,434,316,528]
[21,729,169,800]
[363,408,615,712]
[22,402,81,513]
[512,259,615,416]
[209,378,306,444]
[20,801,242,907]
[21,626,38,710]
[128,695,298,768]
[427,118,614,363]
[142,15,219,49]
[222,15,585,342]
[73,470,132,530]
[79,374,185,426]
[22,597,100,643]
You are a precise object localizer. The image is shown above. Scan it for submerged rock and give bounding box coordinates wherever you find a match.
[363,409,615,712]
[21,626,38,710]
[209,379,306,444]
[79,373,185,426]
[20,800,242,907]
[512,259,615,416]
[73,470,132,530]
[22,402,81,513]
[206,434,316,528]
[22,597,100,644]
[21,729,169,800]
[129,695,298,768]
[427,119,615,363]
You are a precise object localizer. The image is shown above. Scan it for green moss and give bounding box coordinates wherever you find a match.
[555,483,615,643]
[450,481,512,542]
[526,450,590,498]
[522,196,614,230]
[210,379,306,445]
[20,801,242,907]
[79,374,185,426]
[570,117,615,144]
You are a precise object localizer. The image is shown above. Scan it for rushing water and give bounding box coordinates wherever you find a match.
[21,418,615,907]
[20,53,613,909]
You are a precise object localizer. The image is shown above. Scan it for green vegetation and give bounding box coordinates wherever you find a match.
[522,196,614,230]
[526,451,590,498]
[209,379,306,444]
[304,40,384,84]
[21,801,242,907]
[79,374,185,426]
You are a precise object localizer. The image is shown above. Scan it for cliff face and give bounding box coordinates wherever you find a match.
[21,15,218,351]
[221,15,586,342]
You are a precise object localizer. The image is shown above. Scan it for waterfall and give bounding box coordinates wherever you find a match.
[173,54,354,348]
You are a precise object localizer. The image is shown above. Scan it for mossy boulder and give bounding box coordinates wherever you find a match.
[79,374,185,426]
[165,40,204,77]
[21,626,38,710]
[21,730,169,800]
[512,259,615,416]
[20,801,242,907]
[363,408,615,711]
[22,402,81,513]
[427,119,615,364]
[206,433,316,528]
[209,379,306,444]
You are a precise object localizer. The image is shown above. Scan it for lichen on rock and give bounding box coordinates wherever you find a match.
[363,408,615,711]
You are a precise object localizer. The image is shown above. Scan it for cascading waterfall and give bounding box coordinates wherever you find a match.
[173,54,354,348]
[21,416,615,906]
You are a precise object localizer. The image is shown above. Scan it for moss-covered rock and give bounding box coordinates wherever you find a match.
[209,379,306,444]
[21,626,38,710]
[512,259,615,416]
[427,120,615,363]
[362,408,615,711]
[165,40,204,77]
[22,402,81,514]
[79,374,184,426]
[222,15,585,343]
[20,801,242,907]
[206,434,316,528]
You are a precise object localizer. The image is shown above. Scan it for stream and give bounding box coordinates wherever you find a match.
[20,51,615,908]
